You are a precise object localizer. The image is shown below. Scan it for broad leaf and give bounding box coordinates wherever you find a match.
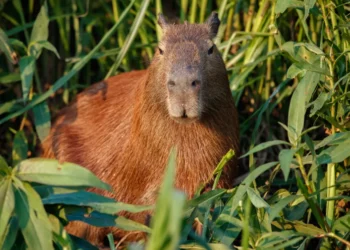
[14,183,54,250]
[14,158,111,191]
[0,179,15,246]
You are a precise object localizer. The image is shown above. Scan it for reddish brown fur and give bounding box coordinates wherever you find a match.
[41,13,239,247]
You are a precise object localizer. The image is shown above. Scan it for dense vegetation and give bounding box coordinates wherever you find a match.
[0,0,349,249]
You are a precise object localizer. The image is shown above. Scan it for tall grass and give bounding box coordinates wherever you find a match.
[0,0,349,249]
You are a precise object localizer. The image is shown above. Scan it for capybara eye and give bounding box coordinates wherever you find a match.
[191,80,200,87]
[208,45,214,55]
[159,47,164,55]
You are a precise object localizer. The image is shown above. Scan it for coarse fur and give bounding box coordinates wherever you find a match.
[41,13,239,247]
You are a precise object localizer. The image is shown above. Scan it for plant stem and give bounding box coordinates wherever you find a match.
[297,154,312,193]
[199,0,208,23]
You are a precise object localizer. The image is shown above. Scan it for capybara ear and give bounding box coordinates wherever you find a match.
[206,12,220,39]
[157,13,168,29]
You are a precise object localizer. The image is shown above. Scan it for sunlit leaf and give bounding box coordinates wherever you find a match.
[14,158,111,191]
[0,179,15,246]
[19,56,36,102]
[316,138,350,165]
[0,28,16,64]
[247,187,270,208]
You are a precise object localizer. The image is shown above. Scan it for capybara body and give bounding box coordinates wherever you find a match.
[41,13,239,247]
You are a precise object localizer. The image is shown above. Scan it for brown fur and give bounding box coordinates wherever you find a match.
[41,13,239,247]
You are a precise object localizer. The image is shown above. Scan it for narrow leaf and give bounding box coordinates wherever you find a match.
[0,28,16,64]
[12,130,28,166]
[32,100,51,142]
[42,191,153,215]
[240,140,290,158]
[247,187,270,208]
[19,56,36,102]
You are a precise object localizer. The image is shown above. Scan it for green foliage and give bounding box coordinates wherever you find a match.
[0,0,349,249]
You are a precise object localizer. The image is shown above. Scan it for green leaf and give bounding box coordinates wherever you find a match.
[42,191,153,215]
[30,40,60,59]
[12,130,28,166]
[48,214,72,249]
[332,213,350,233]
[272,219,324,236]
[309,92,330,116]
[65,207,151,233]
[0,28,16,64]
[13,158,111,191]
[14,183,54,250]
[105,0,151,77]
[30,3,49,43]
[281,41,321,64]
[304,0,317,21]
[0,72,21,85]
[0,99,23,115]
[0,156,10,176]
[295,42,324,55]
[296,172,328,232]
[19,56,36,102]
[288,71,320,145]
[147,148,186,250]
[287,63,305,79]
[315,131,350,150]
[217,162,278,222]
[69,234,98,250]
[275,0,303,14]
[185,189,226,214]
[240,140,290,158]
[279,149,297,181]
[32,100,51,142]
[2,217,19,250]
[0,178,15,246]
[268,195,300,223]
[247,187,270,208]
[316,138,350,165]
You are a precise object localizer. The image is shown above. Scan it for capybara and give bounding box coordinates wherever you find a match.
[41,12,239,247]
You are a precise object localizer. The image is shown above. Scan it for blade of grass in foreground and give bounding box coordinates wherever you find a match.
[0,0,136,125]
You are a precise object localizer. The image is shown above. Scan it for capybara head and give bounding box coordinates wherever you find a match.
[152,12,228,124]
